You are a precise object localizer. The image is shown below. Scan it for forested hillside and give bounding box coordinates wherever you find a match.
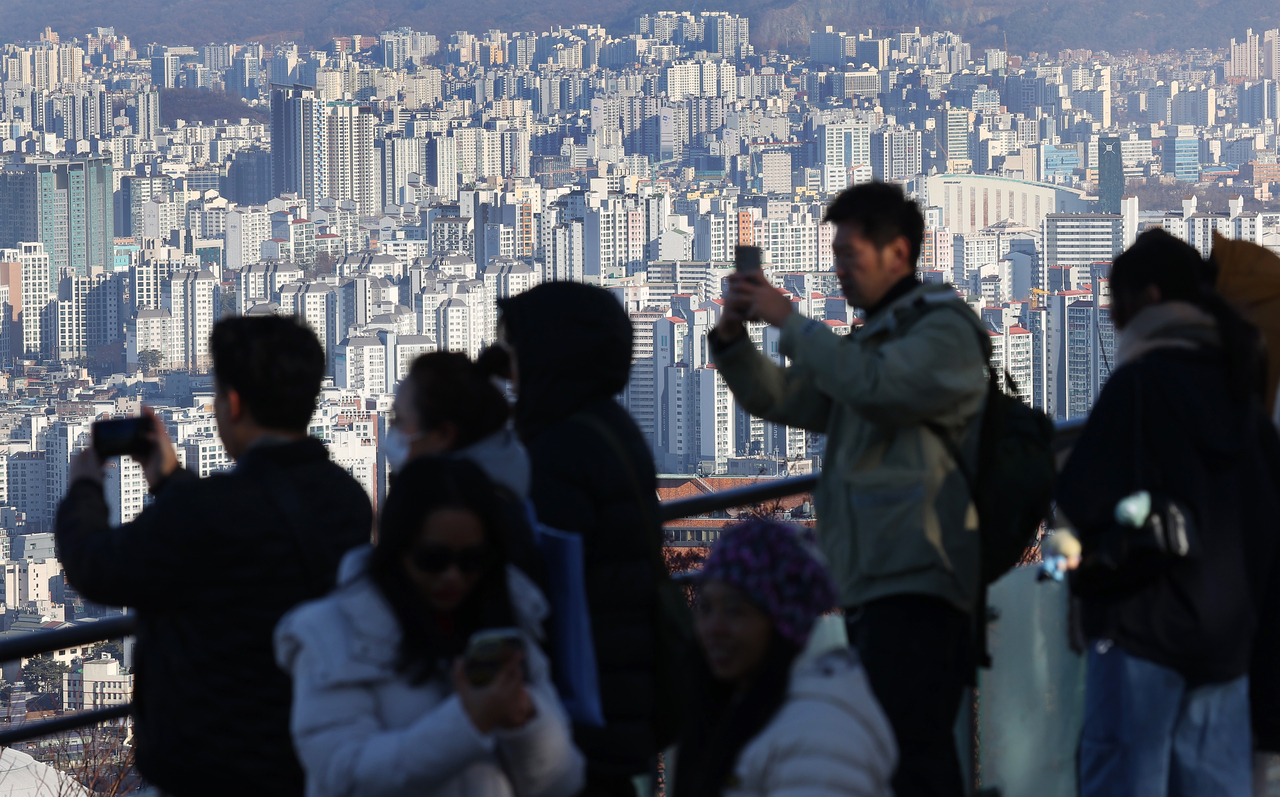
[7,0,1280,54]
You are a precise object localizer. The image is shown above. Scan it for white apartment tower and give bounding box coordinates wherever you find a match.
[326,103,379,218]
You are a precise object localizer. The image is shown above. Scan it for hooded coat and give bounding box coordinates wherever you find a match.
[498,282,662,780]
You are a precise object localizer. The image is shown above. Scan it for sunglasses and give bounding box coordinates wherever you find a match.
[410,544,488,575]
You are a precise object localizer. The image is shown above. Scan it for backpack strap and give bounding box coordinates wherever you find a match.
[910,295,998,500]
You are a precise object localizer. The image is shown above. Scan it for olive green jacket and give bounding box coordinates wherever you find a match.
[711,283,989,612]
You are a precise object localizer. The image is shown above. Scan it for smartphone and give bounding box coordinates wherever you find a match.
[93,418,153,459]
[735,245,763,274]
[463,628,526,687]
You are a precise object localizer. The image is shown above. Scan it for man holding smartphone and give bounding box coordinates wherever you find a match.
[55,316,373,797]
[710,182,989,797]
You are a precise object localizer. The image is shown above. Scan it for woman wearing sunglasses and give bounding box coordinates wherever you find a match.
[274,457,584,797]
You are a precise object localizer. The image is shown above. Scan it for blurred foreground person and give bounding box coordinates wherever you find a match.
[710,182,988,797]
[56,316,373,796]
[385,350,544,586]
[385,350,526,497]
[673,520,896,797]
[498,282,665,797]
[275,457,584,797]
[1057,229,1280,797]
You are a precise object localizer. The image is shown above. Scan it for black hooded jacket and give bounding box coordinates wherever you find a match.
[1057,346,1280,687]
[499,282,661,778]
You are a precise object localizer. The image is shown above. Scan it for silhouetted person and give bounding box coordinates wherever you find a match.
[498,282,663,797]
[384,350,545,589]
[1057,229,1280,797]
[710,182,989,797]
[56,316,372,797]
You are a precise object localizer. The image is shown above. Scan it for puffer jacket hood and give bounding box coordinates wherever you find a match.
[725,616,897,797]
[498,282,633,441]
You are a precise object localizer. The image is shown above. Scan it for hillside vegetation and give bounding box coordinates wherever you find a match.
[159,89,268,127]
[8,0,1280,54]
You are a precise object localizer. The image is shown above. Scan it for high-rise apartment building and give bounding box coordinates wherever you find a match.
[325,102,379,217]
[759,150,792,194]
[1240,80,1277,126]
[819,121,872,178]
[1042,214,1123,279]
[1264,29,1280,80]
[0,155,114,277]
[809,27,846,65]
[1230,29,1261,80]
[120,166,172,239]
[0,243,53,359]
[701,12,749,59]
[162,268,217,373]
[149,53,180,89]
[871,128,923,181]
[1097,137,1124,214]
[271,85,328,210]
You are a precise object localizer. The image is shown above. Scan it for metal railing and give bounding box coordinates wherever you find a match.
[0,418,1087,746]
[0,614,136,746]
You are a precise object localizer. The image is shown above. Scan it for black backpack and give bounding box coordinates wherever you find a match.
[921,305,1057,586]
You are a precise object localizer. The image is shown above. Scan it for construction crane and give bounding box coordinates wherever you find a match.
[1030,287,1049,308]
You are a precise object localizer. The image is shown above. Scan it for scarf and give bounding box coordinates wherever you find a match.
[1115,301,1220,369]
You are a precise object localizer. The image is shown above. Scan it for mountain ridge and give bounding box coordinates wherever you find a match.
[7,0,1280,56]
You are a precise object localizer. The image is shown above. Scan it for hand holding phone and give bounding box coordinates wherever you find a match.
[463,628,525,687]
[454,629,535,732]
[92,408,180,489]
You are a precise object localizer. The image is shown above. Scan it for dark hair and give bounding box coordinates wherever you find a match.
[210,315,324,432]
[823,181,925,267]
[1112,228,1262,400]
[672,631,801,797]
[368,457,514,682]
[406,352,510,450]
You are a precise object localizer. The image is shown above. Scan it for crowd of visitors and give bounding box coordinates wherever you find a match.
[53,181,1280,797]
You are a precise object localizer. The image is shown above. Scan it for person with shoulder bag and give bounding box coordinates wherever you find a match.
[1056,229,1280,797]
[497,282,679,797]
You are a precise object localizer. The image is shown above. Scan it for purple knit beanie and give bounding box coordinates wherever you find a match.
[699,519,838,647]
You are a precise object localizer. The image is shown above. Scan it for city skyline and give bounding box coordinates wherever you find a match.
[2,14,1280,496]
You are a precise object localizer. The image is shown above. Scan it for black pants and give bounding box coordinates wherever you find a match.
[578,772,638,797]
[846,594,973,797]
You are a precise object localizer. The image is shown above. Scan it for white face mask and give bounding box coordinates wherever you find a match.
[383,425,421,473]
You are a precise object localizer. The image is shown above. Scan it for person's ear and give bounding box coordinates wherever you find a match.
[889,236,913,275]
[225,387,244,423]
[1144,284,1162,305]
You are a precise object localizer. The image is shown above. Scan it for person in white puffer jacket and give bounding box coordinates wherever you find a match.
[274,457,585,797]
[672,520,897,797]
